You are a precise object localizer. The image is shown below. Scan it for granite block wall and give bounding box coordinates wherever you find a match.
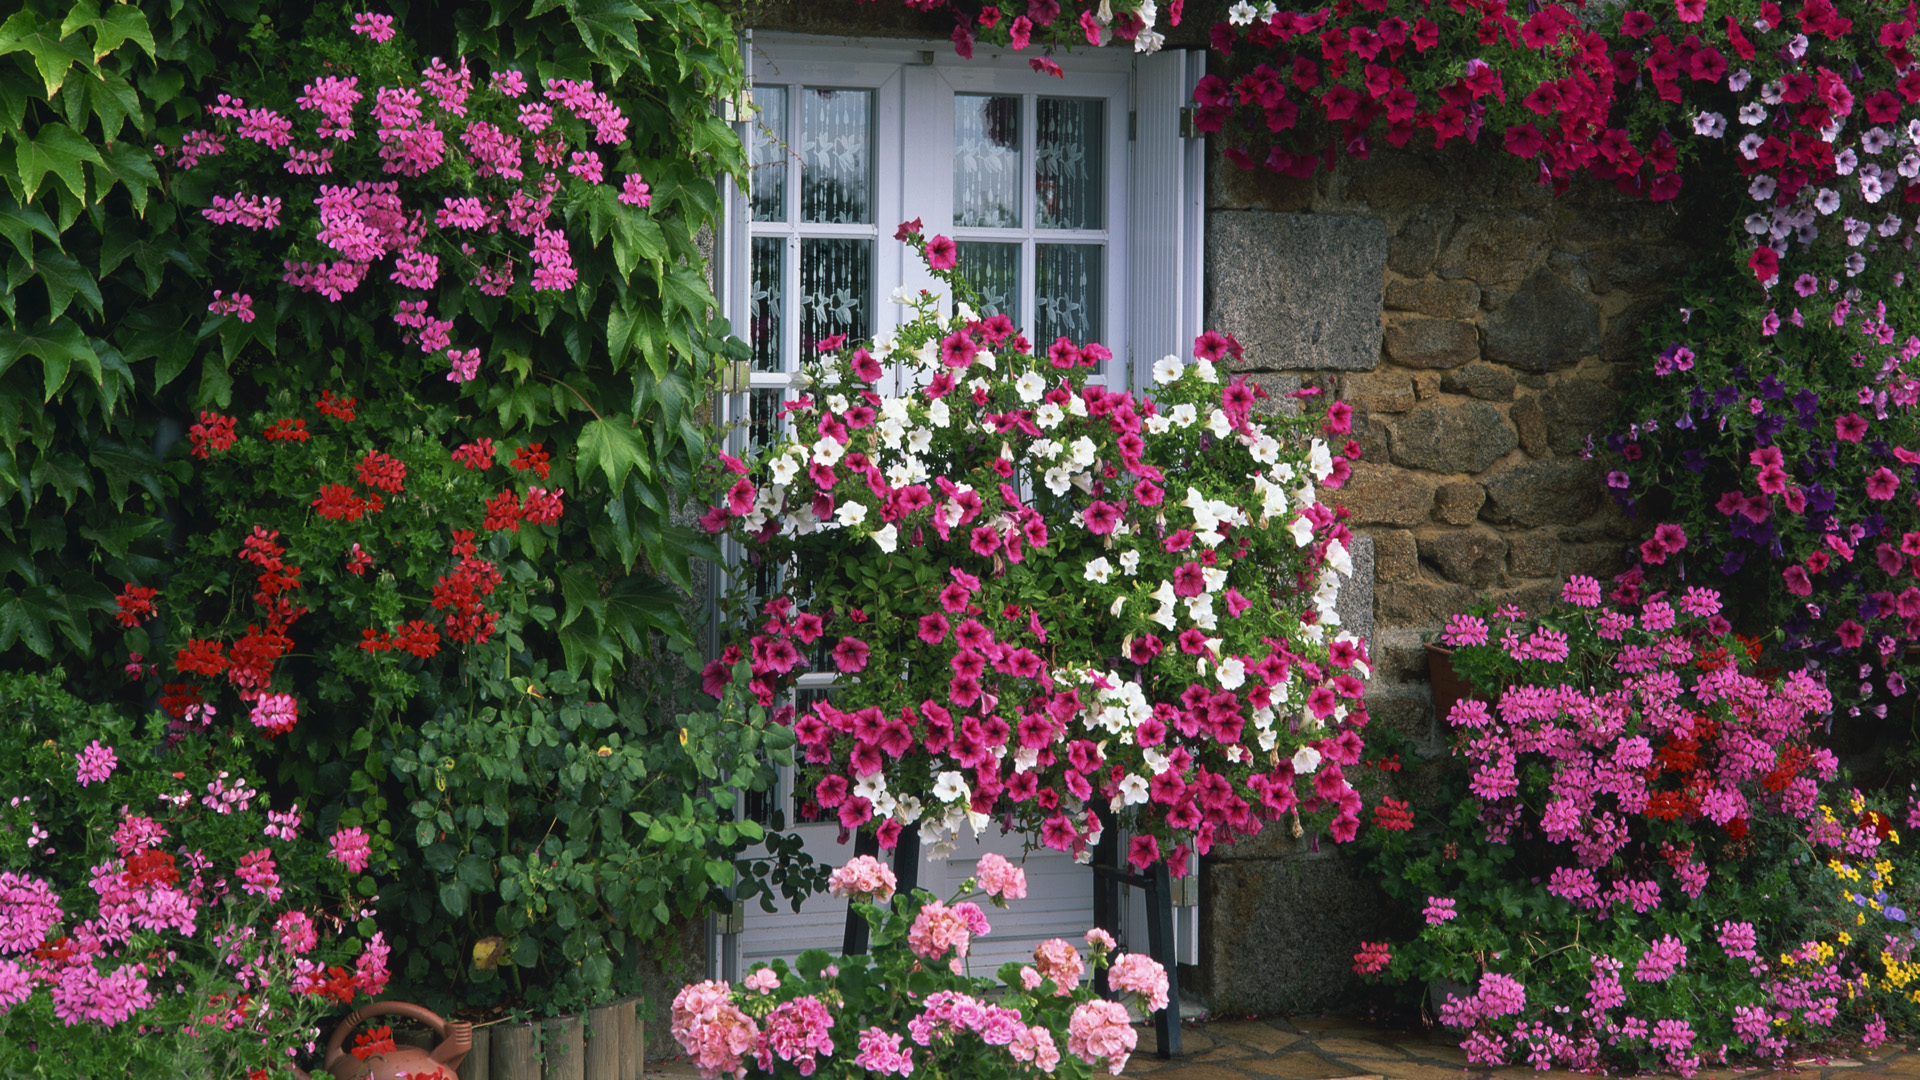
[1197,146,1713,1014]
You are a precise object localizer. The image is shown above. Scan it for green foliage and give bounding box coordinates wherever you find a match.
[383,661,795,1014]
[0,0,787,1022]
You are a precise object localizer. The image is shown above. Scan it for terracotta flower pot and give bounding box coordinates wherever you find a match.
[1425,643,1481,724]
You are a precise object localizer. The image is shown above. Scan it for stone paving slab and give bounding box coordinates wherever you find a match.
[642,1013,1918,1080]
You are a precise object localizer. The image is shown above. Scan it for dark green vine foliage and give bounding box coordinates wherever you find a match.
[0,0,803,1016]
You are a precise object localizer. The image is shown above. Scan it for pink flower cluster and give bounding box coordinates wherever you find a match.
[1107,951,1170,1012]
[827,854,898,902]
[974,851,1027,899]
[202,191,283,229]
[907,899,984,972]
[672,981,760,1079]
[1065,999,1136,1074]
[754,996,836,1076]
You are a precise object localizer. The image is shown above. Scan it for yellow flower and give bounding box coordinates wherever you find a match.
[1816,941,1836,963]
[1838,931,1852,945]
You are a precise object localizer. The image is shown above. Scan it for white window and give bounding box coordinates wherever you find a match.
[710,31,1206,981]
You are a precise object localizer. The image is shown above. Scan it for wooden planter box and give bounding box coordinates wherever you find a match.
[456,998,645,1080]
[1425,643,1482,724]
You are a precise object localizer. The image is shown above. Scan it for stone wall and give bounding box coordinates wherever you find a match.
[1197,146,1714,1014]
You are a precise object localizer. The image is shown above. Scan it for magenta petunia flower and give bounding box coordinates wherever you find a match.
[832,636,871,674]
[925,234,957,270]
[1867,466,1901,500]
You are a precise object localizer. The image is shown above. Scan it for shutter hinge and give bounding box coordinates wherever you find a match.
[1178,106,1198,139]
[722,87,753,124]
[1128,110,1138,141]
[1170,875,1198,908]
[718,360,751,394]
[717,899,745,935]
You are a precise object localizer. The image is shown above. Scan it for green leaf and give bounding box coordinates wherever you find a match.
[91,138,155,213]
[30,249,100,321]
[15,121,101,203]
[0,317,98,397]
[0,203,59,262]
[439,881,469,918]
[564,0,652,62]
[0,593,51,657]
[575,415,651,491]
[29,451,90,509]
[0,11,91,99]
[72,4,154,62]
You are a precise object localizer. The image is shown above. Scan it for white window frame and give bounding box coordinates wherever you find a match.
[709,29,1207,982]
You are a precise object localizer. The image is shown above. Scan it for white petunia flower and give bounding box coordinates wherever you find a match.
[1291,746,1322,775]
[1207,409,1233,437]
[873,523,899,552]
[1749,174,1777,201]
[1288,513,1315,547]
[1118,550,1140,575]
[835,501,868,528]
[1153,355,1185,384]
[1145,414,1172,435]
[1084,557,1114,584]
[933,771,971,803]
[1113,774,1151,809]
[1035,402,1065,429]
[1169,403,1197,427]
[1692,112,1726,138]
[1738,102,1768,125]
[1015,371,1045,403]
[1227,0,1258,24]
[813,438,845,467]
[1217,656,1246,689]
[1729,69,1752,91]
[770,455,801,485]
[1044,466,1072,496]
[927,398,951,428]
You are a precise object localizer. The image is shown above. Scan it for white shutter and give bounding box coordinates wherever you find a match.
[1126,49,1206,396]
[1124,48,1206,971]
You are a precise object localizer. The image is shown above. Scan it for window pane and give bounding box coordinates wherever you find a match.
[956,241,1021,329]
[801,89,871,224]
[749,387,785,456]
[1036,98,1103,231]
[750,238,785,372]
[1035,243,1102,348]
[954,94,1021,229]
[800,238,871,352]
[751,86,788,222]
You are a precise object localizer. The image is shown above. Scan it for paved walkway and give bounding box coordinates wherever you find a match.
[1121,1015,1918,1080]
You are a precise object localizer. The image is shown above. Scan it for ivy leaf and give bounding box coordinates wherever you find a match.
[64,3,154,63]
[31,249,101,321]
[76,68,139,141]
[92,142,156,214]
[0,592,52,657]
[563,0,652,63]
[15,121,101,203]
[575,415,651,491]
[0,11,91,99]
[0,202,60,262]
[0,317,99,398]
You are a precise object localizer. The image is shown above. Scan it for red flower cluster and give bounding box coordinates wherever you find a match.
[359,619,441,659]
[188,411,237,458]
[511,441,551,479]
[313,483,385,521]
[124,848,180,889]
[482,489,522,530]
[315,389,357,421]
[431,557,503,645]
[355,449,408,493]
[114,583,158,628]
[452,438,494,469]
[263,418,310,442]
[351,1026,398,1062]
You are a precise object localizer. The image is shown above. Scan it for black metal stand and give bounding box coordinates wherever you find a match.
[841,826,921,955]
[1090,812,1182,1059]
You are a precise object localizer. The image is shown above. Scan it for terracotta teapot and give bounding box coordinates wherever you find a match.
[295,1000,474,1080]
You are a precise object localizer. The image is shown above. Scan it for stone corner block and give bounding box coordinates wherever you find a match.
[1206,211,1387,373]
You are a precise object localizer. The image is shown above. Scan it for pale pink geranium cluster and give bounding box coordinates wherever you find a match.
[974,851,1027,900]
[1106,952,1171,1012]
[854,1027,916,1076]
[1066,999,1137,1075]
[907,899,987,972]
[1029,937,1085,993]
[671,980,761,1080]
[754,996,837,1076]
[827,854,898,903]
[329,825,373,873]
[73,740,117,787]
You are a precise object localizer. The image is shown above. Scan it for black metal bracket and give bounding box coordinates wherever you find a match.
[1091,812,1182,1059]
[841,826,921,956]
